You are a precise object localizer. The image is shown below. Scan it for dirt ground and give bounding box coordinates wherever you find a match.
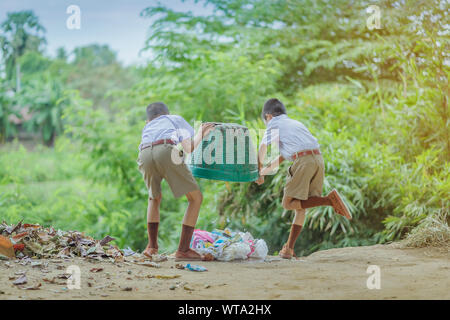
[1,244,449,300]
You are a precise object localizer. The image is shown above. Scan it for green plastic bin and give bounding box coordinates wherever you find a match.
[189,123,259,182]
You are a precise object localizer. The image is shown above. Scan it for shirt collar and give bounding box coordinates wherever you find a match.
[267,114,288,125]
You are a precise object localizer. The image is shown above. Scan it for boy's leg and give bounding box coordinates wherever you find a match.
[288,209,305,248]
[182,189,203,227]
[138,147,164,257]
[282,193,351,219]
[282,195,331,211]
[280,209,305,259]
[144,194,162,256]
[161,146,208,260]
[175,189,207,260]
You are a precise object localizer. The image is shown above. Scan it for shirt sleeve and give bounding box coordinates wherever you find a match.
[173,116,194,142]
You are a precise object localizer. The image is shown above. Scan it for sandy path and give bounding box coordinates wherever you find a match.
[1,244,449,300]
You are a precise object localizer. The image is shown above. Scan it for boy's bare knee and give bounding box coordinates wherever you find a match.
[149,194,162,204]
[187,190,203,204]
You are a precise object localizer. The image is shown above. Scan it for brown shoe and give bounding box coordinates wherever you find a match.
[328,189,352,220]
[279,244,296,259]
[175,248,207,262]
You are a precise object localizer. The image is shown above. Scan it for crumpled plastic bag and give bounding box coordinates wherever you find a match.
[218,242,251,261]
[249,239,268,260]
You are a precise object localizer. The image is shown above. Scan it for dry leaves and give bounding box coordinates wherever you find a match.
[0,221,124,262]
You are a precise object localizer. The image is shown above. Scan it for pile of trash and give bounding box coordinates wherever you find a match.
[190,228,268,261]
[0,220,124,263]
[0,221,269,263]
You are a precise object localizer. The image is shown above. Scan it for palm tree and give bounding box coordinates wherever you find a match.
[0,10,46,92]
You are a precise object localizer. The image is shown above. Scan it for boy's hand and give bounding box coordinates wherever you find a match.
[255,175,264,185]
[201,122,215,138]
[260,166,272,176]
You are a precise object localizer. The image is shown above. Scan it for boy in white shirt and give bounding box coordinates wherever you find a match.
[256,98,352,259]
[137,102,214,261]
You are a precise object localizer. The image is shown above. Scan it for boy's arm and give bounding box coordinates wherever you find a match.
[257,143,268,172]
[256,144,284,184]
[256,144,269,185]
[181,123,215,154]
[260,155,284,176]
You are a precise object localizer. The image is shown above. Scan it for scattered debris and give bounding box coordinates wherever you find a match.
[57,273,71,279]
[90,268,103,273]
[99,235,115,246]
[175,263,185,270]
[149,274,181,280]
[148,254,168,263]
[12,274,27,285]
[31,261,48,268]
[122,247,135,257]
[136,262,161,268]
[122,287,133,291]
[0,235,15,259]
[43,278,66,285]
[22,283,41,290]
[185,264,207,272]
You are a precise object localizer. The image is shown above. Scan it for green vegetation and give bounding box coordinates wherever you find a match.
[0,0,448,256]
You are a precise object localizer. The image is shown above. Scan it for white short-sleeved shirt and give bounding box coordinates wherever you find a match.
[139,115,194,150]
[260,114,320,160]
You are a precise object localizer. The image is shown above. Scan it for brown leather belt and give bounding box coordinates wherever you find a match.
[292,149,321,160]
[140,139,176,151]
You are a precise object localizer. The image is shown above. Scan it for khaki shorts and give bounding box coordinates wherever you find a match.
[284,153,325,200]
[137,144,199,199]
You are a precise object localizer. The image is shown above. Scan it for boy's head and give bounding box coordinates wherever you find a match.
[261,98,287,124]
[146,102,169,122]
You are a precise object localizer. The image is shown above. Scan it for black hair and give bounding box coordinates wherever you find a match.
[261,98,287,120]
[146,102,169,121]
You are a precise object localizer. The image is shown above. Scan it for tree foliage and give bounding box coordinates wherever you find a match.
[0,10,46,90]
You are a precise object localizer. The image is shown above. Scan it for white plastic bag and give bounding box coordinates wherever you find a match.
[249,239,268,260]
[239,231,254,243]
[218,242,251,261]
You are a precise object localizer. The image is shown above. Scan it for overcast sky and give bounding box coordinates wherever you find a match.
[0,0,212,65]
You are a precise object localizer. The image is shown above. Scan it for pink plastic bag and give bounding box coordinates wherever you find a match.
[191,229,215,249]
